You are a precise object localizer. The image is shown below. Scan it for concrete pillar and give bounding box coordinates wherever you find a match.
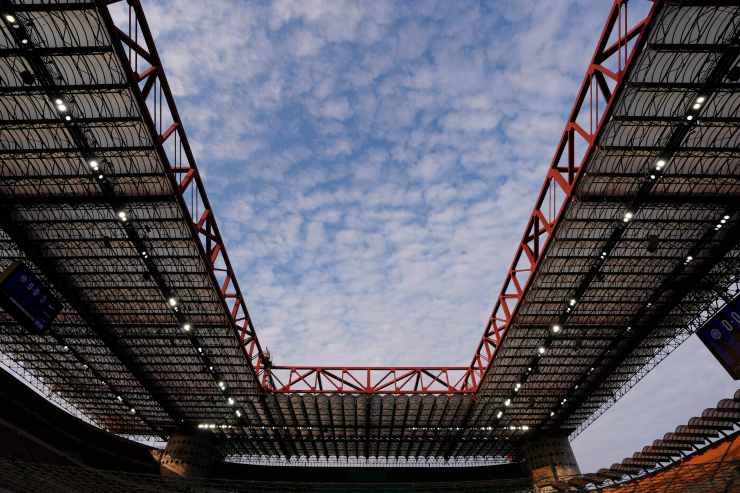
[159,431,221,478]
[522,433,580,492]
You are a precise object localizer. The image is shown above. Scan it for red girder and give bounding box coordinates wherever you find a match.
[266,367,476,395]
[103,0,270,386]
[465,0,656,392]
[102,0,656,395]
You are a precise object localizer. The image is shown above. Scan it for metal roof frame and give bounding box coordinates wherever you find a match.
[0,0,738,462]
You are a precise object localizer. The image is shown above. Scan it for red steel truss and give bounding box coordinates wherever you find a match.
[99,0,272,386]
[106,0,653,395]
[265,366,476,395]
[2,0,740,460]
[467,0,652,390]
[244,0,656,394]
[114,0,653,395]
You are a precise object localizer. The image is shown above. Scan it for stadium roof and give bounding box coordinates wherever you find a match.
[0,0,738,463]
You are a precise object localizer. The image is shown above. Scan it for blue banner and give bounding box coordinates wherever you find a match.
[696,295,740,380]
[0,262,61,335]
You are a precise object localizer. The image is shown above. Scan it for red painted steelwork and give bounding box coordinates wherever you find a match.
[266,366,476,394]
[102,0,271,387]
[464,0,657,391]
[100,0,657,395]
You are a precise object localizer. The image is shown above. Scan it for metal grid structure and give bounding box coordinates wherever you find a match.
[0,0,738,464]
[570,461,738,493]
[560,390,740,491]
[467,0,740,445]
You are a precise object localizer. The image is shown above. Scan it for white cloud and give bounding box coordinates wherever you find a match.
[441,111,501,132]
[412,150,457,181]
[132,0,697,469]
[319,97,352,120]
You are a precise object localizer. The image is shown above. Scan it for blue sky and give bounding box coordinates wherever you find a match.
[138,0,737,472]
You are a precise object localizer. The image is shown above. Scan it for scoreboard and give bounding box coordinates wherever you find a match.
[0,262,61,335]
[696,294,740,380]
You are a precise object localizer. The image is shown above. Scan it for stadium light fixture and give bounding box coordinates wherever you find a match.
[696,96,706,104]
[168,296,178,307]
[182,323,191,332]
[552,324,561,334]
[496,410,503,419]
[623,211,633,223]
[235,410,242,418]
[5,14,16,23]
[117,210,128,222]
[228,397,235,406]
[538,346,546,355]
[130,408,136,414]
[504,398,511,407]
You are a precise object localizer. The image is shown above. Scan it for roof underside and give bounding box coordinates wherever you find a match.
[476,1,740,439]
[0,0,738,462]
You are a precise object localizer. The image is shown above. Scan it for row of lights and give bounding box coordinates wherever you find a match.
[544,92,724,426]
[5,14,76,135]
[649,94,705,179]
[542,90,732,430]
[197,423,530,435]
[30,30,243,427]
[496,314,560,427]
[3,13,30,46]
[4,12,179,425]
[716,215,729,231]
[686,95,706,121]
[108,155,246,421]
[198,423,234,430]
[683,214,730,264]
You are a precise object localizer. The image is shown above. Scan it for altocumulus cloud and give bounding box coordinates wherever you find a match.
[136,0,735,470]
[138,0,610,366]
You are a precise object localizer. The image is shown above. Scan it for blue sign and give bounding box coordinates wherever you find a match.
[696,295,740,380]
[0,262,61,334]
